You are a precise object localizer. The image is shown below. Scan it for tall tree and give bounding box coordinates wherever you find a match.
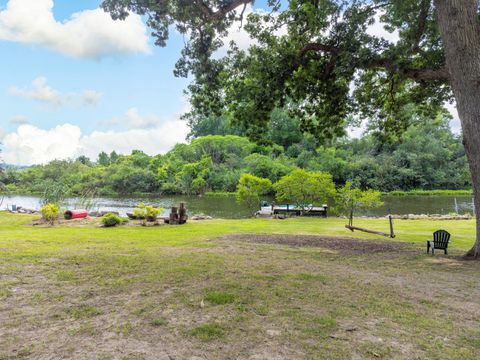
[102,0,480,258]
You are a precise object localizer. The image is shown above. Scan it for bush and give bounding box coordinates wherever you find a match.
[236,173,272,213]
[101,213,125,227]
[40,203,59,224]
[132,203,147,219]
[145,205,161,220]
[133,203,163,221]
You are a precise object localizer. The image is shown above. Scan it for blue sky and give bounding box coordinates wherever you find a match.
[0,0,272,165]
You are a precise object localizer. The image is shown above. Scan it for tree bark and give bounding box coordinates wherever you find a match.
[435,0,480,258]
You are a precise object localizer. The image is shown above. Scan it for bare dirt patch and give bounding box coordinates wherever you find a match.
[31,217,101,228]
[219,234,417,255]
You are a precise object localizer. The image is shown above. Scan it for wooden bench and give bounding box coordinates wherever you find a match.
[427,230,451,255]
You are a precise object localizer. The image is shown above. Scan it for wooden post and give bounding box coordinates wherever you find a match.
[179,202,187,224]
[389,215,395,238]
[169,207,179,225]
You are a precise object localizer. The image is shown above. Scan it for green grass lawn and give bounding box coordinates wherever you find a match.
[1,212,479,359]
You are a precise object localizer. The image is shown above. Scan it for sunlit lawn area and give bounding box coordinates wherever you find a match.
[1,212,480,359]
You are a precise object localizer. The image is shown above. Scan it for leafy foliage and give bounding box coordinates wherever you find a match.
[2,118,470,196]
[273,169,336,212]
[101,213,126,227]
[133,203,163,221]
[102,0,452,143]
[334,182,383,218]
[236,173,272,212]
[41,182,69,207]
[40,203,59,225]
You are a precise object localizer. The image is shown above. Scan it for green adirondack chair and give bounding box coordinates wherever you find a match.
[427,230,451,255]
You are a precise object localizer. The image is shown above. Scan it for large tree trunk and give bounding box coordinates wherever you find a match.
[435,0,480,258]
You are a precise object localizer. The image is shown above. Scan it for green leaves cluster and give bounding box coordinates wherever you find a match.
[236,173,272,211]
[1,117,470,197]
[101,0,454,144]
[334,182,383,218]
[101,213,126,227]
[273,169,335,212]
[40,203,59,225]
[133,203,163,221]
[237,169,383,217]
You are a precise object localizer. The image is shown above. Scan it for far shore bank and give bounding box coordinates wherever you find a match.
[2,188,474,198]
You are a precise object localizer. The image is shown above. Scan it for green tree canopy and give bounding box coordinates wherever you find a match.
[273,169,335,212]
[236,173,273,213]
[334,182,383,219]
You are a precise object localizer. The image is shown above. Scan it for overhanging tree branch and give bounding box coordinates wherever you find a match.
[411,0,431,53]
[195,0,253,21]
[368,58,450,81]
[214,0,252,19]
[300,42,450,82]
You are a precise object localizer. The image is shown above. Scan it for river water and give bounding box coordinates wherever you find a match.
[0,194,475,219]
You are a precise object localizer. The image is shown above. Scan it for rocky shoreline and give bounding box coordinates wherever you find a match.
[384,214,472,220]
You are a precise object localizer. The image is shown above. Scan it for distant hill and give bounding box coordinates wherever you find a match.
[1,164,30,170]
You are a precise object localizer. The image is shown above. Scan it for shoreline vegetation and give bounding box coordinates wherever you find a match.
[2,189,474,199]
[204,190,475,197]
[0,120,471,199]
[384,189,473,196]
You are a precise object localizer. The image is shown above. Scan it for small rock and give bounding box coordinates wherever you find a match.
[191,214,213,220]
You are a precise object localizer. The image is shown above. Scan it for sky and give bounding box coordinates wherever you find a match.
[0,0,461,165]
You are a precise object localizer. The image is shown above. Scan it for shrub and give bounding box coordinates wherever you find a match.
[41,183,69,207]
[145,205,161,220]
[101,213,125,227]
[236,173,272,213]
[40,203,59,225]
[132,203,147,219]
[133,203,163,221]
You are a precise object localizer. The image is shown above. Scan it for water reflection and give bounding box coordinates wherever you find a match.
[1,194,475,219]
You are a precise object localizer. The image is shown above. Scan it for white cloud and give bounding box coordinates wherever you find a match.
[79,120,188,160]
[82,90,103,106]
[2,119,188,165]
[102,108,162,129]
[0,0,150,59]
[8,76,103,107]
[221,5,258,51]
[367,12,399,43]
[9,77,62,105]
[2,124,82,165]
[10,115,30,125]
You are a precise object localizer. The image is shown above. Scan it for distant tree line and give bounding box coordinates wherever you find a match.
[0,109,470,197]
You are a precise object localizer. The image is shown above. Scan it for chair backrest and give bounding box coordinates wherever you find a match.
[433,230,451,248]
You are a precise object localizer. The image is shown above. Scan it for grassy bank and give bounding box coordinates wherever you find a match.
[384,189,473,196]
[1,213,479,359]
